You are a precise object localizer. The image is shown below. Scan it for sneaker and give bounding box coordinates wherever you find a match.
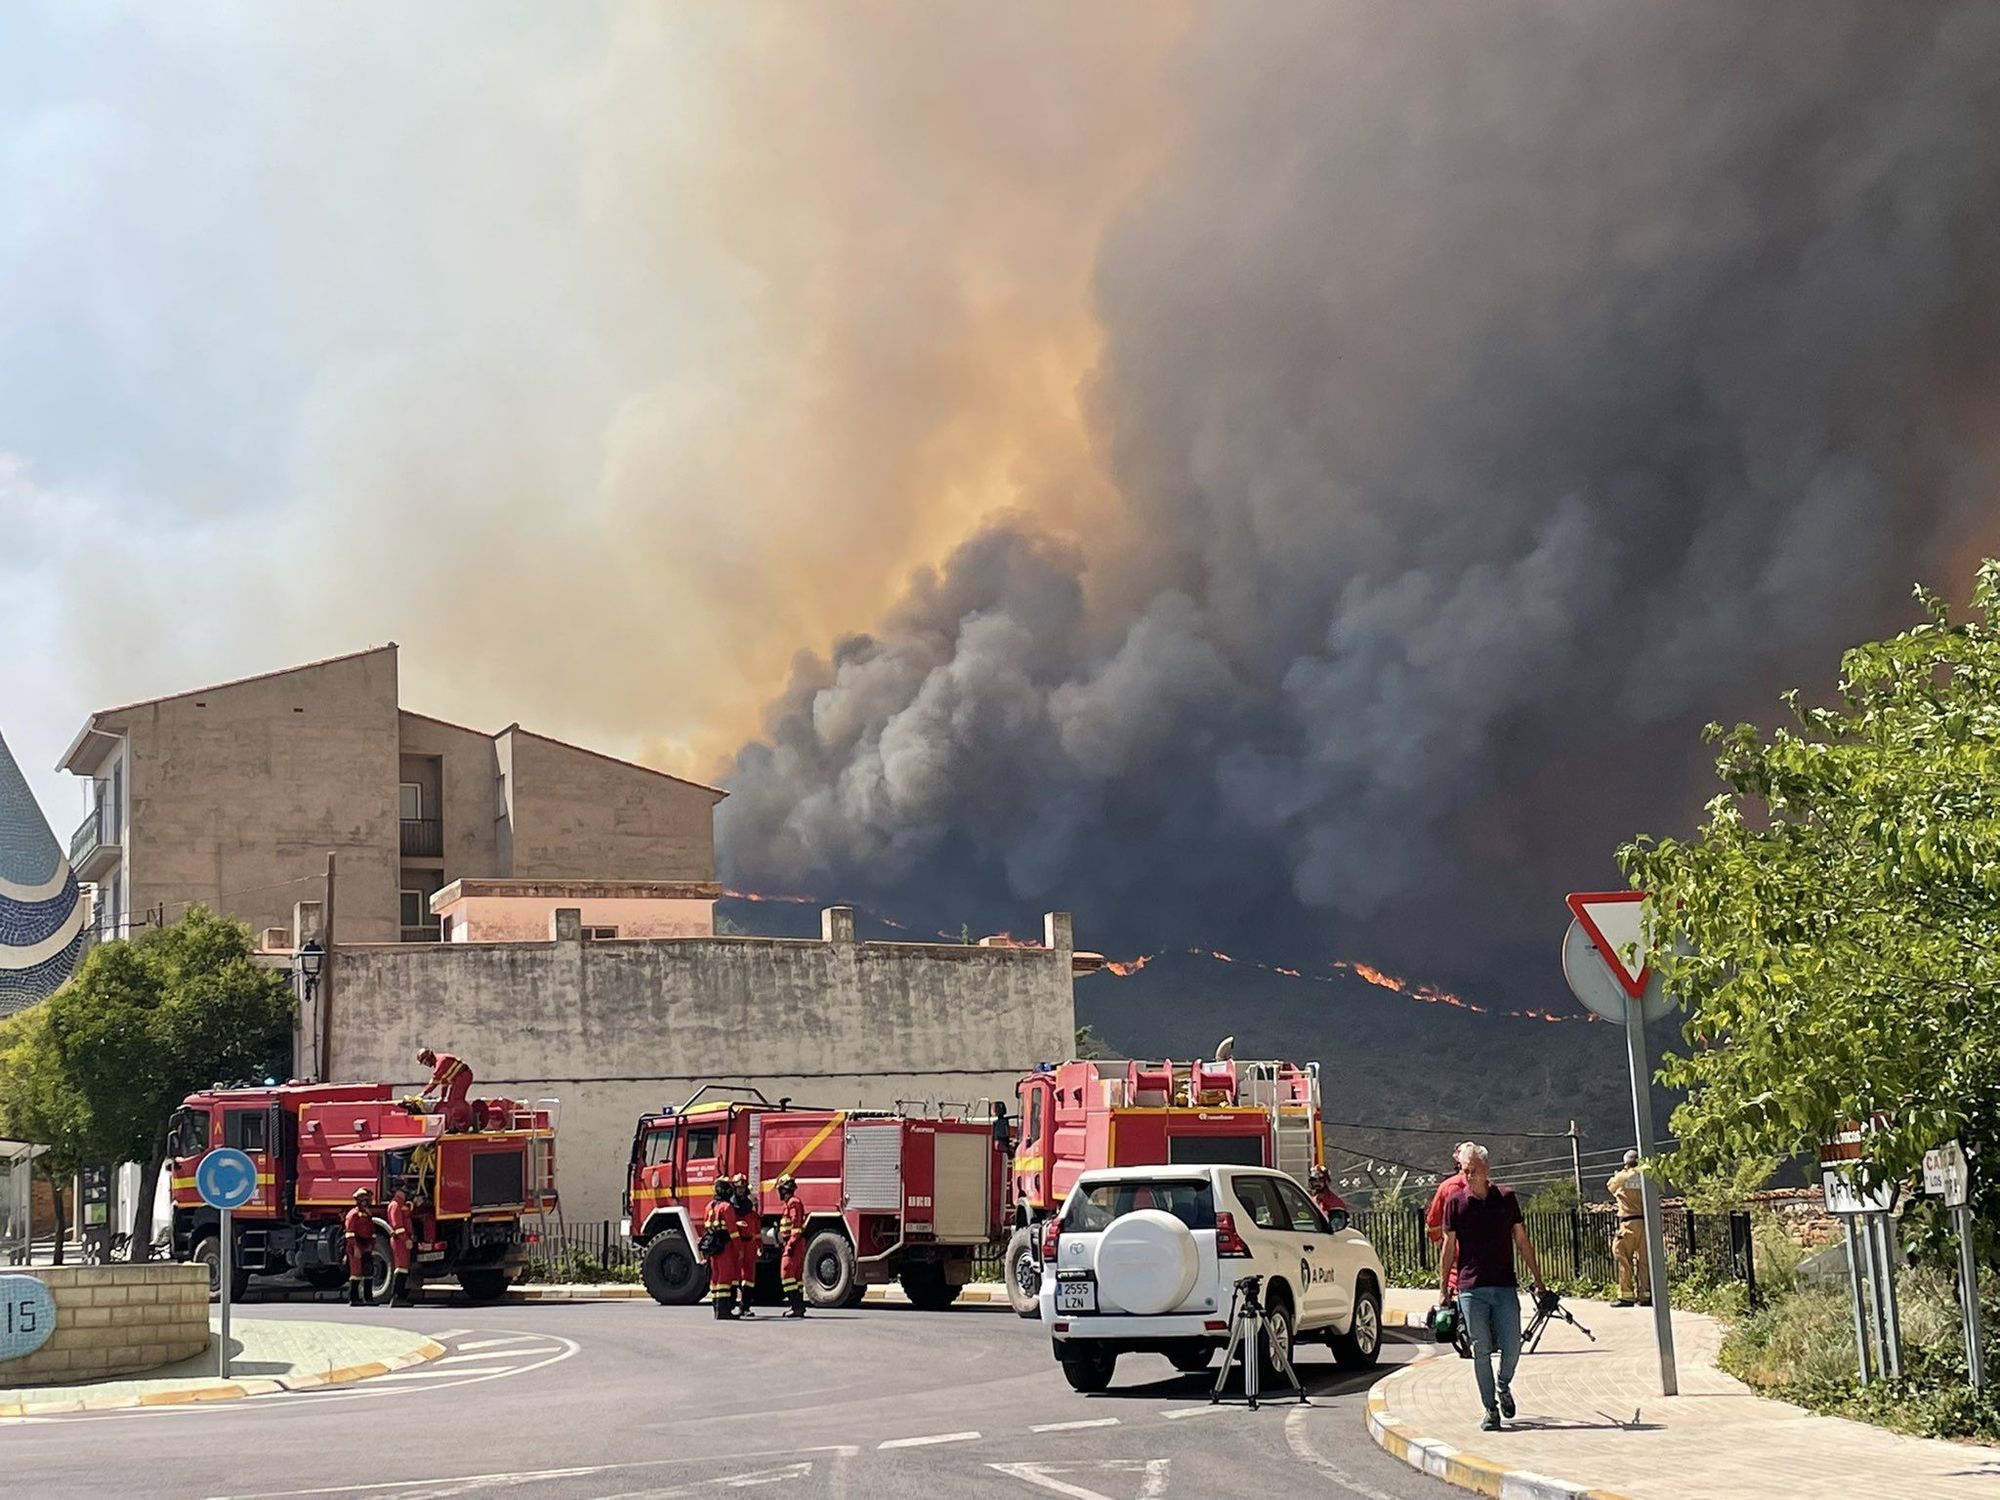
[1481,1408,1502,1432]
[1611,1299,1635,1308]
[1498,1388,1516,1419]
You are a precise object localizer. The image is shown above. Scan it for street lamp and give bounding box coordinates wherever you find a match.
[296,939,324,997]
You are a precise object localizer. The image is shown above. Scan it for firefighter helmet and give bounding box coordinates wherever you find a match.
[776,1174,797,1198]
[353,1187,372,1203]
[1308,1165,1331,1190]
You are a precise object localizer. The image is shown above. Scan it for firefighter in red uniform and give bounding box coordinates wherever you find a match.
[733,1174,762,1318]
[416,1048,475,1133]
[386,1185,415,1306]
[343,1188,378,1307]
[776,1174,808,1317]
[1308,1166,1348,1219]
[703,1182,740,1320]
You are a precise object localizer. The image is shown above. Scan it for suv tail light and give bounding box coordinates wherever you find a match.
[1040,1219,1061,1262]
[1214,1211,1251,1258]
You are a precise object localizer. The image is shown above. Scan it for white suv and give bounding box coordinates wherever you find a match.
[1038,1164,1385,1393]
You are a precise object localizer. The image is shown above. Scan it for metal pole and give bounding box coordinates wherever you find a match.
[1880,1214,1905,1381]
[1843,1215,1872,1385]
[317,852,337,1081]
[1622,1005,1677,1395]
[218,1206,232,1380]
[1569,1121,1583,1205]
[1956,1205,1986,1395]
[1866,1213,1903,1381]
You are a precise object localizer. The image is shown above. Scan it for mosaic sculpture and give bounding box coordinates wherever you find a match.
[0,730,85,1013]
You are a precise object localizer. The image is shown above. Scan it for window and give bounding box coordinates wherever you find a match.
[400,890,425,927]
[583,926,620,941]
[1231,1175,1286,1231]
[399,782,424,820]
[224,1109,267,1153]
[1061,1179,1216,1233]
[168,1111,210,1159]
[1025,1085,1044,1148]
[1272,1177,1328,1234]
[684,1126,720,1163]
[439,916,453,942]
[644,1128,677,1167]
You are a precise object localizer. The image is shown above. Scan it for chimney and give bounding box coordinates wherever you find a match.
[821,906,856,944]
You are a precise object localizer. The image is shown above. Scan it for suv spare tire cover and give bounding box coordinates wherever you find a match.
[1095,1208,1200,1315]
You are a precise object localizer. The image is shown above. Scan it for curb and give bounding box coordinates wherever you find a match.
[1365,1380,1634,1500]
[0,1336,446,1417]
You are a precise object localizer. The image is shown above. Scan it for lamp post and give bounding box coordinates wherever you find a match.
[295,940,324,1079]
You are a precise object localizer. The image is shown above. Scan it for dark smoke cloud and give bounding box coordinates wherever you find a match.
[720,3,2000,998]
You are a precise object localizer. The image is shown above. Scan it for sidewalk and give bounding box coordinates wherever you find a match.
[1369,1291,2000,1500]
[0,1317,441,1416]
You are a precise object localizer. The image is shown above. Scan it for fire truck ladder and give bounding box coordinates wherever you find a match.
[510,1098,564,1254]
[1244,1062,1320,1182]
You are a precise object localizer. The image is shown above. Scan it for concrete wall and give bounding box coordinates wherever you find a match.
[396,712,504,881]
[500,729,720,882]
[441,894,714,942]
[0,1265,209,1386]
[108,647,402,944]
[321,911,1077,1221]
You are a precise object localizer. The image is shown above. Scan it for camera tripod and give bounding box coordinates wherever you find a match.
[1210,1275,1306,1409]
[1524,1288,1596,1354]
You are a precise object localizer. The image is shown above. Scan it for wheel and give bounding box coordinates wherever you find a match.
[457,1267,511,1302]
[303,1266,348,1292]
[1005,1226,1042,1318]
[366,1221,395,1303]
[1332,1280,1383,1369]
[1166,1342,1214,1373]
[640,1234,708,1306]
[1258,1290,1298,1384]
[804,1229,859,1309]
[190,1233,250,1303]
[1058,1348,1117,1393]
[898,1262,962,1311]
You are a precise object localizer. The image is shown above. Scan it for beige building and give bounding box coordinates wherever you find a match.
[58,646,725,947]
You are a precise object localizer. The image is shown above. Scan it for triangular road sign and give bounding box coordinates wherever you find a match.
[1566,891,1651,999]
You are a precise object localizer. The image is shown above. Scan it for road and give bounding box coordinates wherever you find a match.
[3,1297,1458,1500]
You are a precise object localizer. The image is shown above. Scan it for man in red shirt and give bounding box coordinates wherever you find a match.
[416,1048,475,1133]
[733,1175,762,1318]
[776,1175,809,1317]
[703,1186,739,1321]
[1438,1143,1546,1432]
[385,1186,415,1306]
[343,1188,378,1307]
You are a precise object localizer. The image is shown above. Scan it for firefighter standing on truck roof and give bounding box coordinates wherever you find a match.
[776,1174,808,1317]
[343,1188,377,1307]
[416,1047,475,1133]
[703,1181,739,1320]
[733,1174,761,1318]
[386,1185,415,1307]
[1607,1149,1651,1307]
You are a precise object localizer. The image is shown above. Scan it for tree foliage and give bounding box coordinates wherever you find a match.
[1622,563,2000,1255]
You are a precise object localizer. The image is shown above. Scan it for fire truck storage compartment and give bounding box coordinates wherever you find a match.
[926,1129,992,1240]
[843,1121,902,1211]
[471,1149,526,1208]
[1166,1132,1266,1167]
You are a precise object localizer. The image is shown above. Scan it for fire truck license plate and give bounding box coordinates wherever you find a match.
[1055,1271,1097,1314]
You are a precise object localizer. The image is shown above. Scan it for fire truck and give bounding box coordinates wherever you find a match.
[167,1080,557,1302]
[998,1055,1324,1315]
[624,1087,1007,1310]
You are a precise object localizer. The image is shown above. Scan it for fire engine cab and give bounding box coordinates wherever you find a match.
[167,1080,557,1302]
[1000,1055,1323,1315]
[625,1087,1007,1310]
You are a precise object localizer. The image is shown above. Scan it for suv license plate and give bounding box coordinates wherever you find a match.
[1055,1272,1097,1314]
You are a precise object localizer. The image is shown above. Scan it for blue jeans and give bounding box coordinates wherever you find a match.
[1458,1286,1522,1412]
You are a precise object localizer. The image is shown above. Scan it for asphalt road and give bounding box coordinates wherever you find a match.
[3,1297,1459,1500]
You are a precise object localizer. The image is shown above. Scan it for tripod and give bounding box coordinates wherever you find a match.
[1524,1289,1596,1354]
[1210,1275,1306,1409]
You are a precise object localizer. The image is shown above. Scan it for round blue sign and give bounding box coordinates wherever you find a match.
[0,1274,57,1362]
[196,1147,260,1210]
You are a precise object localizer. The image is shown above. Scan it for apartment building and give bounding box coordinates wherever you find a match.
[58,646,725,946]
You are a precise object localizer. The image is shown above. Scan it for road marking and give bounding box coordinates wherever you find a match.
[878,1430,981,1449]
[1028,1418,1121,1432]
[1160,1404,1227,1419]
[990,1460,1170,1499]
[202,1448,861,1500]
[1283,1402,1408,1500]
[449,1334,543,1351]
[433,1348,565,1363]
[367,1366,521,1380]
[427,1327,473,1339]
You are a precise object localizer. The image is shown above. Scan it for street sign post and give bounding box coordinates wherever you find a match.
[196,1147,258,1379]
[1562,891,1678,1397]
[1819,1121,1902,1381]
[1925,1140,1984,1394]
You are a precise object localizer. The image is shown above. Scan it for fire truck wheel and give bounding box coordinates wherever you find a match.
[804,1229,860,1309]
[366,1225,396,1304]
[302,1266,348,1292]
[897,1262,961,1311]
[457,1267,512,1302]
[191,1233,250,1303]
[1004,1226,1041,1318]
[640,1233,708,1306]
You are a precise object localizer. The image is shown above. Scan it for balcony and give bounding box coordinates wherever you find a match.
[69,805,122,883]
[401,922,443,943]
[400,817,442,858]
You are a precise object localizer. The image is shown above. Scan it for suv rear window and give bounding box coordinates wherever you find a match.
[1061,1179,1216,1233]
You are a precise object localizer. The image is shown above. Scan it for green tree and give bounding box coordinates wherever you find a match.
[0,906,295,1260]
[0,1006,89,1262]
[1622,564,2000,1262]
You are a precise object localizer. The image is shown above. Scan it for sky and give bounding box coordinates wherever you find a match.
[4,4,1998,997]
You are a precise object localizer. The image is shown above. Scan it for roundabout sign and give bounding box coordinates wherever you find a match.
[0,1274,57,1362]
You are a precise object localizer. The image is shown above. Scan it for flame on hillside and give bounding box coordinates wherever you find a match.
[1103,954,1153,977]
[721,887,820,905]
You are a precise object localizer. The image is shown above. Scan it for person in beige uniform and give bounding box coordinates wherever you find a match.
[1606,1149,1649,1306]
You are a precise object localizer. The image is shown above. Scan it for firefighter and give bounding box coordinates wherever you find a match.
[1307,1165,1348,1219]
[733,1174,762,1318]
[702,1181,740,1320]
[386,1184,415,1306]
[776,1174,808,1317]
[343,1188,378,1307]
[1607,1149,1650,1307]
[415,1047,475,1133]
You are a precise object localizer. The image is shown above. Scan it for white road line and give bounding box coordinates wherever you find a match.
[433,1349,564,1363]
[877,1430,982,1449]
[367,1366,521,1381]
[1160,1404,1227,1419]
[1283,1402,1408,1500]
[449,1334,542,1351]
[1028,1418,1121,1433]
[427,1328,473,1339]
[201,1447,862,1500]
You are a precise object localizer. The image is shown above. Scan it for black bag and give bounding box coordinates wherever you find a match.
[698,1226,728,1257]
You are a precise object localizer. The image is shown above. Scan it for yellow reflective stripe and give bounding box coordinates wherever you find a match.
[760,1112,847,1193]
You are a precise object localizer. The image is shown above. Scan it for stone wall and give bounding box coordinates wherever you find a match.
[0,1265,209,1386]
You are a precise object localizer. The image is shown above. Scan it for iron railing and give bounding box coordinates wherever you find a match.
[400,817,442,858]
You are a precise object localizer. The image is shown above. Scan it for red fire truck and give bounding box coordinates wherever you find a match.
[998,1056,1324,1314]
[168,1081,557,1302]
[625,1088,1007,1310]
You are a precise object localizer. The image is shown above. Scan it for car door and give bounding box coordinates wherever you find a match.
[1228,1173,1307,1313]
[1272,1175,1349,1330]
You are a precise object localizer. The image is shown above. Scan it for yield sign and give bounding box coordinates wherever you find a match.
[1566,891,1651,999]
